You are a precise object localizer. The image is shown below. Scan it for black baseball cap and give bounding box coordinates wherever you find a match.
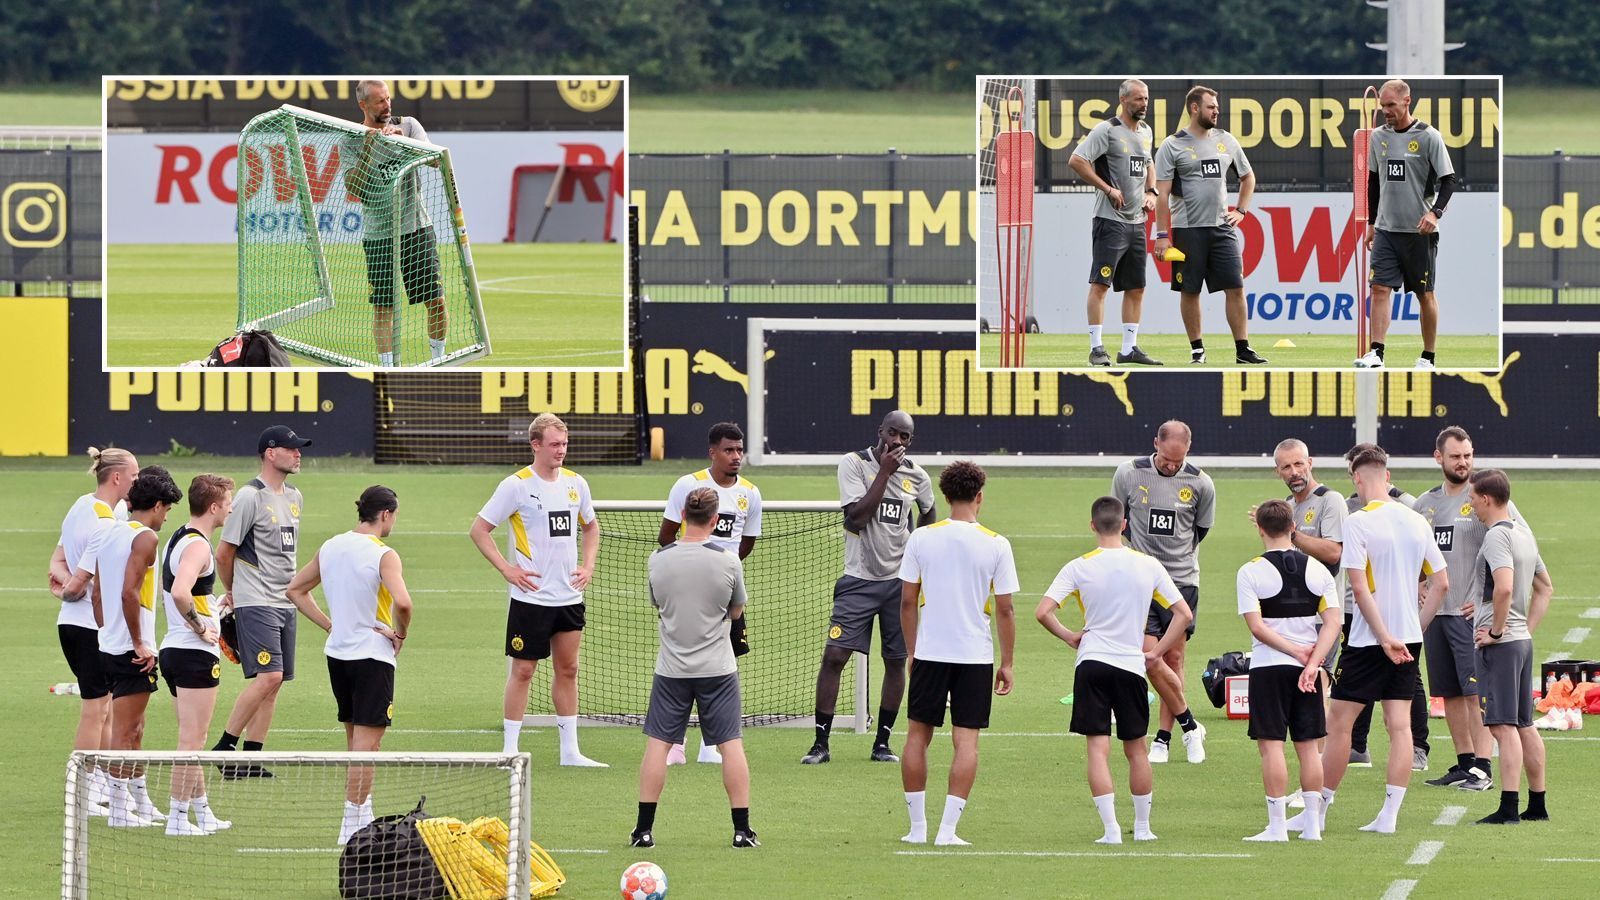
[259,425,312,454]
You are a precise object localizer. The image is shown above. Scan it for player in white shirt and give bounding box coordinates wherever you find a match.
[92,466,182,828]
[1037,496,1191,844]
[1236,500,1341,842]
[158,474,235,835]
[1308,445,1449,836]
[897,461,1018,847]
[470,413,605,766]
[286,486,414,845]
[657,422,763,765]
[48,446,137,815]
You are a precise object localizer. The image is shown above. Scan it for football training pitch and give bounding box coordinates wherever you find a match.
[978,332,1502,371]
[104,243,626,369]
[6,456,1596,898]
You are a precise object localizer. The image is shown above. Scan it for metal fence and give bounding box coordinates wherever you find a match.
[0,128,100,297]
[1504,153,1600,309]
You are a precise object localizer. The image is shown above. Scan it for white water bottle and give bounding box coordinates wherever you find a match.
[49,682,80,696]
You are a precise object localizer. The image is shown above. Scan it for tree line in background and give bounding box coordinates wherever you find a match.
[2,0,1587,91]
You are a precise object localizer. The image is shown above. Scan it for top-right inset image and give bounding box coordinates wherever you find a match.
[978,76,1501,371]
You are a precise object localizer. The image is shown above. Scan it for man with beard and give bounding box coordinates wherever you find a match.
[1152,85,1268,365]
[1412,427,1529,791]
[1256,440,1346,686]
[1356,79,1457,369]
[1069,78,1162,367]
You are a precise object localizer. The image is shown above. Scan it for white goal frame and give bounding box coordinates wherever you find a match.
[522,499,871,733]
[62,750,531,900]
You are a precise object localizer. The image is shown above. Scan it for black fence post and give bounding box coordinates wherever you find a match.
[1551,150,1563,305]
[721,149,731,303]
[886,147,897,304]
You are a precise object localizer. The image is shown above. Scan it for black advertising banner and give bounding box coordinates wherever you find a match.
[638,302,1595,459]
[979,78,1500,192]
[67,298,375,456]
[1503,155,1600,291]
[106,79,624,132]
[0,149,100,282]
[630,153,975,286]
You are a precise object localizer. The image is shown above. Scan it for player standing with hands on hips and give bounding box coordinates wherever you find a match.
[804,410,936,765]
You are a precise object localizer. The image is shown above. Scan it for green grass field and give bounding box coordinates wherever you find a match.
[633,90,972,153]
[5,456,1597,898]
[105,243,625,368]
[979,332,1501,370]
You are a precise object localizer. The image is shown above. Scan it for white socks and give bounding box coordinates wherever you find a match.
[1132,792,1156,841]
[379,352,394,366]
[129,776,164,820]
[339,796,374,845]
[1122,323,1139,354]
[429,338,445,359]
[1299,791,1323,841]
[934,794,968,846]
[1246,796,1289,842]
[902,790,927,843]
[1093,793,1120,844]
[194,794,231,832]
[502,718,523,755]
[1089,325,1104,349]
[108,778,151,828]
[557,715,607,767]
[697,738,723,764]
[1287,787,1335,833]
[1360,784,1406,834]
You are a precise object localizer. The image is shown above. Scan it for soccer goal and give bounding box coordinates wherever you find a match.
[977,78,1036,337]
[62,750,538,899]
[524,501,871,733]
[235,104,491,367]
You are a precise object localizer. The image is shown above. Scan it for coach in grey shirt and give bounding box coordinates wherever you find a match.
[633,487,758,849]
[211,425,309,773]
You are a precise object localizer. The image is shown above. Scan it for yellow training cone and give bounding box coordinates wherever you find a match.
[1273,339,1296,348]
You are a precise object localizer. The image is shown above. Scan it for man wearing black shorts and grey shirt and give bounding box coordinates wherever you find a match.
[1467,469,1553,825]
[1414,427,1525,790]
[1152,85,1267,365]
[1069,78,1162,367]
[1357,79,1457,370]
[632,487,757,849]
[345,78,448,365]
[211,425,310,776]
[1111,420,1214,763]
[804,410,936,765]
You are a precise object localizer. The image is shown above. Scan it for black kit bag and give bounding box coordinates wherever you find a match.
[338,796,449,899]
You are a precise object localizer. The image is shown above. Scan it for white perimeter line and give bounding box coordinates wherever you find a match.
[1543,858,1600,863]
[1544,736,1600,741]
[1580,608,1600,620]
[547,848,611,854]
[237,848,340,854]
[1563,627,1590,645]
[1382,879,1417,900]
[1407,840,1444,866]
[894,850,1253,859]
[271,728,504,735]
[1433,806,1467,826]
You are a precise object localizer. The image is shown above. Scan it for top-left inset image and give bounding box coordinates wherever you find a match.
[104,76,627,369]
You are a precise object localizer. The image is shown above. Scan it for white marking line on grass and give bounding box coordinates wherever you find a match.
[1543,858,1600,863]
[1381,879,1417,900]
[1544,735,1600,741]
[1563,627,1590,645]
[894,850,1253,859]
[1407,840,1444,866]
[272,728,503,735]
[1433,806,1467,826]
[1580,608,1600,620]
[548,848,611,854]
[237,848,340,854]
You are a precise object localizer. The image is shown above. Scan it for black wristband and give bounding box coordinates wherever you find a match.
[1489,628,1504,640]
[729,614,749,656]
[1145,187,1158,195]
[1431,205,1445,219]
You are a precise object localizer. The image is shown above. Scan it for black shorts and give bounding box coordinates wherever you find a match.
[1071,660,1150,740]
[328,656,395,727]
[159,648,221,695]
[365,227,442,307]
[506,601,585,661]
[1248,665,1327,742]
[1477,639,1534,728]
[100,650,160,699]
[1423,615,1478,698]
[1370,229,1438,296]
[826,575,906,660]
[1331,642,1423,704]
[1170,226,1243,293]
[643,672,743,746]
[59,624,112,700]
[1090,218,1147,292]
[907,659,993,729]
[1146,584,1199,640]
[235,606,296,681]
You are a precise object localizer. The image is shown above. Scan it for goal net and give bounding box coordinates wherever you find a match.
[236,104,491,368]
[525,501,870,732]
[978,78,1035,333]
[63,751,540,899]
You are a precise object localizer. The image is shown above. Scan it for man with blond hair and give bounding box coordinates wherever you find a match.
[472,413,604,766]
